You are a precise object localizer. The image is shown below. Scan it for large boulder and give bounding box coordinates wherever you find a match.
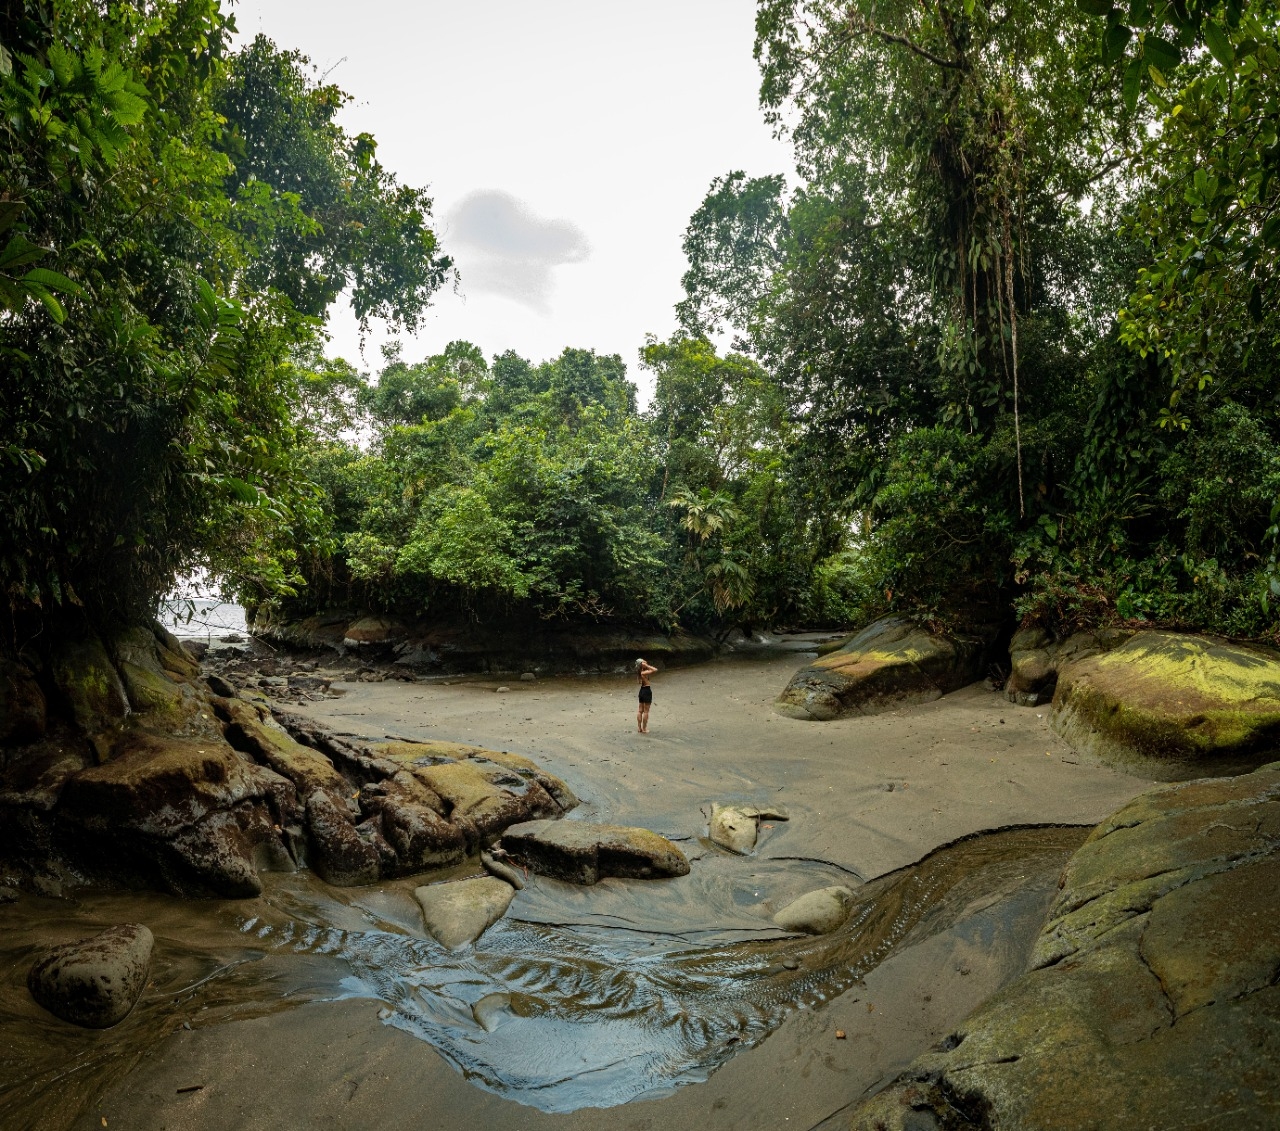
[50,635,130,736]
[774,616,988,721]
[849,763,1280,1130]
[28,924,153,1028]
[500,820,689,885]
[414,876,516,949]
[1051,631,1280,779]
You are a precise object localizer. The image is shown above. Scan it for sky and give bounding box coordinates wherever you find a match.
[230,0,793,399]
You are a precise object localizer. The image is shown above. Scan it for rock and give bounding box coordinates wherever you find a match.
[774,616,989,721]
[57,733,294,896]
[481,849,525,889]
[219,699,350,804]
[496,685,510,693]
[519,672,536,682]
[50,635,130,735]
[357,774,466,875]
[182,640,210,662]
[472,991,514,1031]
[709,804,759,854]
[849,763,1280,1130]
[28,924,153,1028]
[343,616,404,646]
[500,820,690,885]
[0,658,47,744]
[305,789,380,886]
[0,884,19,903]
[109,626,199,721]
[414,876,515,949]
[1005,627,1122,707]
[771,885,855,934]
[1051,631,1280,778]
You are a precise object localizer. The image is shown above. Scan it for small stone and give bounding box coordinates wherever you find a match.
[772,886,856,935]
[28,924,154,1028]
[496,686,510,693]
[836,1029,847,1039]
[519,672,536,682]
[709,803,759,854]
[472,992,514,1032]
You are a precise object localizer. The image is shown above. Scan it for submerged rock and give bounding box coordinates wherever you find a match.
[849,762,1280,1130]
[500,820,690,885]
[414,876,516,949]
[775,616,989,721]
[1051,631,1280,779]
[28,924,153,1028]
[771,885,855,935]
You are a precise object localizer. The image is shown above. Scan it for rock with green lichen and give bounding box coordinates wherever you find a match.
[774,616,989,721]
[848,763,1280,1130]
[50,635,129,736]
[1051,631,1280,779]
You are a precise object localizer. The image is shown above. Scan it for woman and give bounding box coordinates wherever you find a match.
[635,658,657,733]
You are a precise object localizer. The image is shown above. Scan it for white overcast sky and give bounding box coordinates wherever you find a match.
[230,0,792,397]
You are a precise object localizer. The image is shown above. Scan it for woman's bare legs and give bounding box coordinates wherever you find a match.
[639,702,651,733]
[637,702,644,733]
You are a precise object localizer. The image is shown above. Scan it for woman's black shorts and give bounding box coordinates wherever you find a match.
[638,685,653,705]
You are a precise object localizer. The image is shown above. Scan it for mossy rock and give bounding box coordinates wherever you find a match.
[50,635,129,735]
[849,763,1280,1130]
[1051,631,1280,779]
[774,615,988,721]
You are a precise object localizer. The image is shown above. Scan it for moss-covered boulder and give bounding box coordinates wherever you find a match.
[1051,631,1280,779]
[50,635,129,736]
[775,616,988,721]
[849,763,1280,1130]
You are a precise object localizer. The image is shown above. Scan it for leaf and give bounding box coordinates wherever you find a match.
[1202,20,1235,68]
[1103,23,1133,66]
[21,267,84,297]
[1078,0,1113,14]
[1142,34,1181,71]
[1263,215,1280,249]
[1122,56,1143,112]
[1248,282,1264,324]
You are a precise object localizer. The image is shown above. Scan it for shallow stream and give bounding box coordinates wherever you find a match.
[0,824,1085,1127]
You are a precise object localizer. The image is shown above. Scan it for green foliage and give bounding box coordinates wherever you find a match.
[0,1,448,642]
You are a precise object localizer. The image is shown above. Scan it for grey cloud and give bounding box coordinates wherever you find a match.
[446,190,590,314]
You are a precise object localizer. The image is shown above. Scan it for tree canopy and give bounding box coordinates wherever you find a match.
[1,1,450,644]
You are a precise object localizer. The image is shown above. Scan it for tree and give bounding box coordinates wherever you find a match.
[0,2,450,646]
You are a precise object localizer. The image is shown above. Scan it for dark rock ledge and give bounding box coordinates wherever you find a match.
[0,624,576,897]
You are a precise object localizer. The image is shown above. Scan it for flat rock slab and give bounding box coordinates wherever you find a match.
[500,820,690,885]
[28,924,153,1028]
[850,763,1280,1130]
[772,885,855,934]
[414,877,515,949]
[1052,630,1280,778]
[775,615,987,721]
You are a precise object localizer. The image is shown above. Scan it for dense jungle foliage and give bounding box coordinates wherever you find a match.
[1,0,449,647]
[4,0,1280,648]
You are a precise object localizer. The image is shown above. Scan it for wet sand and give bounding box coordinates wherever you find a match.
[5,653,1150,1129]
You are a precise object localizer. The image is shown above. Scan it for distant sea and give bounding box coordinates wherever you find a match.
[157,597,248,639]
